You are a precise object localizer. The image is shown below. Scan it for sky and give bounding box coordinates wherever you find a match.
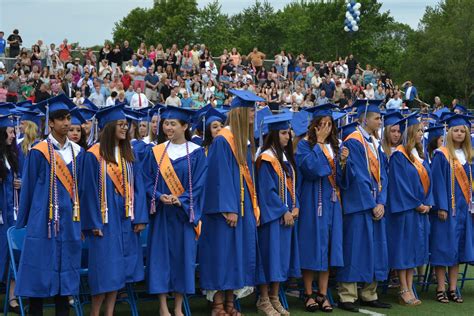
[0,0,439,48]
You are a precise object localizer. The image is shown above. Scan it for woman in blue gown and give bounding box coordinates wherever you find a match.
[199,90,264,316]
[430,114,474,304]
[387,113,433,306]
[80,105,147,316]
[255,114,300,316]
[0,117,22,313]
[16,95,84,315]
[16,109,43,174]
[296,105,347,312]
[142,106,207,316]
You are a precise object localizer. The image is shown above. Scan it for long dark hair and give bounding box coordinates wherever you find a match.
[99,121,134,163]
[156,119,167,144]
[307,116,339,157]
[74,126,88,149]
[261,129,296,176]
[427,136,441,160]
[202,121,223,148]
[0,127,19,179]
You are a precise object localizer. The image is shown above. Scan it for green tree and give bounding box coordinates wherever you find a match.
[195,0,232,54]
[403,0,474,106]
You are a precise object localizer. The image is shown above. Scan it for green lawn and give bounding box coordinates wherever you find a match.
[3,267,474,315]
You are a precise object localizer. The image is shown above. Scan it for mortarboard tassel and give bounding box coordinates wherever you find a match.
[44,104,50,136]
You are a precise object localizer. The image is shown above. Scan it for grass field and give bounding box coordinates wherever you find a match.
[3,267,474,316]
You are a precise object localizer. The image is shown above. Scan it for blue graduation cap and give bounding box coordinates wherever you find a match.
[255,106,273,133]
[95,104,126,129]
[425,125,445,142]
[332,111,347,122]
[82,98,99,111]
[393,112,420,134]
[123,108,146,123]
[453,104,467,114]
[78,108,97,121]
[0,115,15,128]
[263,112,293,131]
[353,99,382,118]
[204,108,227,128]
[161,106,195,124]
[229,89,265,108]
[339,122,359,141]
[439,111,455,122]
[383,111,404,127]
[442,114,472,129]
[16,100,33,109]
[36,94,75,115]
[291,111,310,137]
[191,104,213,132]
[400,108,411,115]
[304,103,338,118]
[433,107,450,118]
[0,103,15,116]
[18,109,44,126]
[70,108,86,126]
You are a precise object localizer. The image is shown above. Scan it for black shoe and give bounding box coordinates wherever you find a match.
[338,301,359,313]
[360,299,392,309]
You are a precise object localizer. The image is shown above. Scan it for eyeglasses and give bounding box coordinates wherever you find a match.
[117,123,129,129]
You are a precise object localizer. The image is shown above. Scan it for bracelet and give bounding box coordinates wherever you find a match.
[317,141,325,144]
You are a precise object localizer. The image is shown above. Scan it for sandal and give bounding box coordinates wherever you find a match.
[302,293,318,312]
[225,301,243,316]
[269,295,290,316]
[399,289,421,306]
[436,290,449,304]
[315,293,333,313]
[9,298,22,314]
[256,297,279,316]
[448,290,463,303]
[211,302,229,316]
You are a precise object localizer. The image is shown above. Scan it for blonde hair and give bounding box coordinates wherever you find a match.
[226,107,255,165]
[404,123,424,162]
[21,121,39,154]
[446,126,473,164]
[382,124,401,157]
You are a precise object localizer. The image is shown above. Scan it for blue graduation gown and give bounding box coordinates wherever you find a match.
[430,151,474,266]
[256,156,300,284]
[198,134,258,290]
[0,166,15,281]
[142,143,207,294]
[15,145,84,297]
[191,135,203,146]
[80,148,148,295]
[295,140,343,271]
[336,136,389,283]
[386,151,433,269]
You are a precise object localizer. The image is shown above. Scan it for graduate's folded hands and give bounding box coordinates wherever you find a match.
[92,229,103,237]
[133,224,146,233]
[160,194,174,205]
[416,204,430,214]
[438,210,448,221]
[223,212,238,227]
[372,204,384,220]
[291,207,299,219]
[283,211,294,226]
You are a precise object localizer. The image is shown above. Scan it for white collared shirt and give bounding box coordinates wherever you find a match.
[455,149,467,165]
[165,140,201,160]
[47,134,80,165]
[411,148,424,163]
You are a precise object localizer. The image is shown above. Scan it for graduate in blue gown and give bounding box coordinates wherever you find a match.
[15,95,84,315]
[0,116,22,313]
[430,114,474,304]
[142,106,207,316]
[425,125,444,163]
[199,90,264,316]
[80,105,147,316]
[15,109,44,173]
[255,114,299,316]
[336,100,391,312]
[295,104,346,313]
[68,108,88,149]
[200,108,226,154]
[380,111,403,159]
[387,113,433,306]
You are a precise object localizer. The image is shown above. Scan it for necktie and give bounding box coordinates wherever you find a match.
[138,94,142,107]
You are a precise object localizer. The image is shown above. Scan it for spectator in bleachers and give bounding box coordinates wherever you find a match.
[130,87,149,108]
[89,82,105,107]
[7,29,22,58]
[58,38,72,63]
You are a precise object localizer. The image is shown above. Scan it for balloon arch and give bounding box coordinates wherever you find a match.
[344,0,361,32]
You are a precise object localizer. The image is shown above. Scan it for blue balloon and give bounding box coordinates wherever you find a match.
[347,3,351,9]
[349,7,354,14]
[356,16,360,22]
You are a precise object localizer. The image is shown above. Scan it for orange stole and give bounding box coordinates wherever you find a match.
[152,143,201,239]
[319,144,341,201]
[257,153,295,205]
[219,128,260,222]
[396,145,430,195]
[345,131,381,187]
[438,147,471,204]
[88,144,125,197]
[34,142,74,199]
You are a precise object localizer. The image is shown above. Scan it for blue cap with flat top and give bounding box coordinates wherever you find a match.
[383,111,404,127]
[425,125,445,142]
[0,103,15,116]
[70,108,86,126]
[0,115,15,128]
[204,108,227,128]
[82,98,99,111]
[36,94,76,115]
[304,103,338,118]
[263,113,294,131]
[95,104,126,129]
[339,122,359,141]
[291,111,310,137]
[441,114,473,129]
[18,109,44,126]
[78,108,97,121]
[453,104,467,114]
[352,99,382,117]
[393,112,420,134]
[229,89,265,108]
[160,106,196,124]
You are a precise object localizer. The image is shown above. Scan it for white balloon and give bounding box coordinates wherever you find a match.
[344,26,350,32]
[347,14,354,21]
[346,12,352,19]
[355,3,361,9]
[355,10,361,16]
[351,20,357,26]
[352,25,359,31]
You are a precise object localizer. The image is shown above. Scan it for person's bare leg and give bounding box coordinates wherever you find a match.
[9,280,18,308]
[158,293,171,316]
[174,293,184,316]
[103,291,118,316]
[435,266,446,292]
[448,265,459,291]
[318,270,332,309]
[90,293,105,316]
[406,268,418,302]
[398,269,412,303]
